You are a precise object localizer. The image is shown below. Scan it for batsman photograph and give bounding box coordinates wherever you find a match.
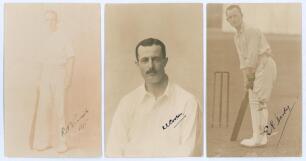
[206,3,301,156]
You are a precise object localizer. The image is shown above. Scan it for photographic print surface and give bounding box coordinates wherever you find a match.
[206,3,301,157]
[105,4,203,157]
[4,3,101,157]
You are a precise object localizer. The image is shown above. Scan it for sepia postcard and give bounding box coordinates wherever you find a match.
[206,3,301,157]
[4,3,101,157]
[105,3,203,157]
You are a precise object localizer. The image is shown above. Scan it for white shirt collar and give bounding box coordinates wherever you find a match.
[140,79,173,101]
[236,22,246,36]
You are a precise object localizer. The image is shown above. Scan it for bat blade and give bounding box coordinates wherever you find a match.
[230,92,249,141]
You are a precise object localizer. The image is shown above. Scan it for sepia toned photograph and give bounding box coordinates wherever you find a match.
[105,4,203,157]
[4,4,101,157]
[206,3,301,156]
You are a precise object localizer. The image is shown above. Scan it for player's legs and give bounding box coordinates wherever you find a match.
[254,57,277,138]
[52,72,68,153]
[241,57,276,147]
[240,90,263,146]
[253,57,277,105]
[33,82,52,150]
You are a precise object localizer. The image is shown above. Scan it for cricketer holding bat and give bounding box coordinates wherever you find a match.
[226,5,277,147]
[106,38,202,157]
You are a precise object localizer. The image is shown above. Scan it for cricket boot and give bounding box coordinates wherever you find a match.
[55,133,68,153]
[56,142,68,153]
[240,92,265,147]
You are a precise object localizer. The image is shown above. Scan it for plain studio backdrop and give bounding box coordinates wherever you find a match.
[4,4,101,157]
[105,4,203,151]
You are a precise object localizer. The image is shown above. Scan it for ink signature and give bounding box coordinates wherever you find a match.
[61,108,89,136]
[262,101,296,136]
[162,113,186,130]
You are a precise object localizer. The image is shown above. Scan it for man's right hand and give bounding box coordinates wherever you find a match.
[244,77,255,90]
[244,72,255,90]
[245,80,254,90]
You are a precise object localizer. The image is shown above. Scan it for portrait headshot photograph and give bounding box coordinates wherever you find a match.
[4,3,101,157]
[105,3,203,157]
[206,3,301,156]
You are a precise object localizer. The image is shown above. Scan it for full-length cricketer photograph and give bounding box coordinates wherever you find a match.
[206,3,301,156]
[4,3,101,157]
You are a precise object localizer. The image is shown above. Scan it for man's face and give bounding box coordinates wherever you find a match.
[45,11,58,32]
[226,8,242,29]
[137,45,168,84]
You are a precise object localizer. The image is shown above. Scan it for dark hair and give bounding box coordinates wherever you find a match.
[135,38,166,61]
[226,5,243,16]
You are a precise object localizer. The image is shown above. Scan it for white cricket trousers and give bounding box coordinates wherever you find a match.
[248,55,277,138]
[250,55,277,105]
[33,66,66,149]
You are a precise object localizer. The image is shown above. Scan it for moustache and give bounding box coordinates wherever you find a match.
[146,69,157,75]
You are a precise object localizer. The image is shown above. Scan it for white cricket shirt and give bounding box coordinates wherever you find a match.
[107,81,202,157]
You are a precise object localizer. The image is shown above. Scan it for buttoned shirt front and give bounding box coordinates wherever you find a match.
[234,23,272,70]
[106,81,202,157]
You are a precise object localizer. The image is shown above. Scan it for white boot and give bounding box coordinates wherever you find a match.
[55,123,68,153]
[240,92,266,147]
[240,103,263,147]
[55,134,68,153]
[241,108,268,147]
[56,142,68,153]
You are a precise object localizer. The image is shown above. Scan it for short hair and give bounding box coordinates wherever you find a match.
[226,5,243,16]
[135,38,166,61]
[45,10,58,19]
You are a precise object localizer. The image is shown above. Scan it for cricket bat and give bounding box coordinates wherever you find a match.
[230,91,249,141]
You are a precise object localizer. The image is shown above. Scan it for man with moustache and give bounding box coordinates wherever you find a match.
[107,38,202,157]
[226,5,277,147]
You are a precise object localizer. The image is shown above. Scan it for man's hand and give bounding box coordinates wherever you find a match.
[245,80,254,90]
[242,67,256,91]
[245,73,255,90]
[244,79,254,90]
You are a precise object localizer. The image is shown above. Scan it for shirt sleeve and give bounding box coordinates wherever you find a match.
[234,37,246,69]
[106,98,130,157]
[244,29,261,69]
[176,97,202,157]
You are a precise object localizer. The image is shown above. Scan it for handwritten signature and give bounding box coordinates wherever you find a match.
[162,113,186,130]
[262,102,296,135]
[61,108,89,136]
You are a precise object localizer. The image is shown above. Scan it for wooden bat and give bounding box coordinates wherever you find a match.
[230,91,249,141]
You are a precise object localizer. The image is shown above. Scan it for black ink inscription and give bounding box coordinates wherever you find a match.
[263,104,294,135]
[162,113,186,130]
[61,108,89,136]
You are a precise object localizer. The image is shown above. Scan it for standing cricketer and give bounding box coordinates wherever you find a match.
[226,5,277,147]
[33,10,74,153]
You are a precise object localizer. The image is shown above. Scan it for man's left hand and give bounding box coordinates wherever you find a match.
[247,73,255,81]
